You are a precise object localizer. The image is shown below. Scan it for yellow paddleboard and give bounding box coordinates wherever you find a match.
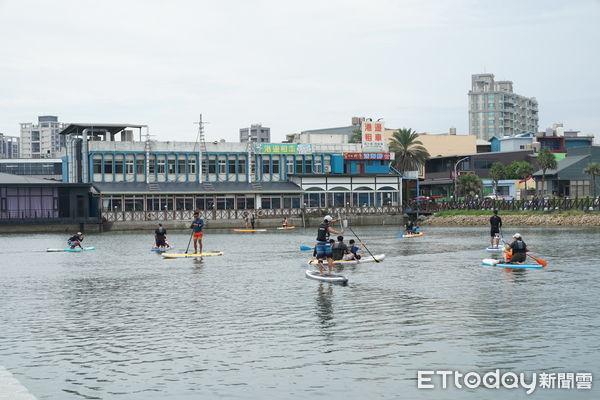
[277,226,296,230]
[162,252,224,258]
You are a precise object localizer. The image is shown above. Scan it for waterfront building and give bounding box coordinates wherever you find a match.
[0,158,63,180]
[468,73,538,140]
[0,133,20,159]
[537,123,594,153]
[489,134,536,153]
[532,146,600,197]
[59,123,401,220]
[240,124,270,143]
[0,172,98,225]
[20,116,67,159]
[421,150,535,199]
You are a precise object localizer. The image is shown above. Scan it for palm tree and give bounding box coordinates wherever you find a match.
[488,162,506,195]
[388,128,430,172]
[536,147,557,195]
[457,173,483,200]
[584,162,600,197]
[349,128,362,144]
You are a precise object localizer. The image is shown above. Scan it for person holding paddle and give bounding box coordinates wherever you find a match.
[504,233,529,264]
[489,209,502,248]
[190,211,205,254]
[315,215,344,276]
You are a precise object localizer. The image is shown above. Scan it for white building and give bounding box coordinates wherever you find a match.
[0,133,20,159]
[20,116,67,158]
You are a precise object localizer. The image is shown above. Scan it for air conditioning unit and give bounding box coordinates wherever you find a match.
[323,165,332,173]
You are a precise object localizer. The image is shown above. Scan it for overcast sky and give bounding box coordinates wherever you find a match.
[1,0,599,142]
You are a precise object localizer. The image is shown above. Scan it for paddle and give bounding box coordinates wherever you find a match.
[300,245,313,251]
[500,237,548,267]
[346,226,380,263]
[185,230,194,254]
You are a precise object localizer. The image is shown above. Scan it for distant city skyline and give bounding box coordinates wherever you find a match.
[1,0,599,143]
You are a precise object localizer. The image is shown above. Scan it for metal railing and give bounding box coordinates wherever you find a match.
[404,197,600,213]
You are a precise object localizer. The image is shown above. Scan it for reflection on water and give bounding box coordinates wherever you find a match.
[0,226,599,399]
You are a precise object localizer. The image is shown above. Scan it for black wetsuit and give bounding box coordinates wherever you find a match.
[509,239,527,263]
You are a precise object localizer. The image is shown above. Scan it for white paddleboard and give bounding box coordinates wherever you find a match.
[305,270,348,284]
[162,252,224,258]
[307,254,385,265]
[482,258,543,269]
[485,246,504,252]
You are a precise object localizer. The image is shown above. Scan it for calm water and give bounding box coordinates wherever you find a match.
[1,226,599,399]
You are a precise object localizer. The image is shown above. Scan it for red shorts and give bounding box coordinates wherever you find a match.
[193,232,203,239]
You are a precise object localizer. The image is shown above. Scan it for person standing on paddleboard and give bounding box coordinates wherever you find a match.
[315,215,344,276]
[282,217,288,228]
[154,223,168,249]
[68,232,84,249]
[489,209,502,248]
[191,211,205,254]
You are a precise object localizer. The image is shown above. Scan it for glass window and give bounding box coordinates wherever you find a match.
[488,94,494,100]
[126,159,134,174]
[487,103,494,109]
[296,158,303,174]
[488,112,494,117]
[93,159,101,174]
[148,158,155,174]
[104,157,113,174]
[178,158,187,175]
[31,131,40,141]
[272,158,279,174]
[305,158,312,173]
[237,158,246,174]
[157,158,166,173]
[287,158,295,174]
[218,158,226,174]
[262,158,270,174]
[136,159,144,174]
[188,158,196,174]
[115,159,123,174]
[168,159,176,174]
[32,143,40,153]
[229,158,237,174]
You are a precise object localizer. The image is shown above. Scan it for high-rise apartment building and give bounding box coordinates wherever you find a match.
[20,116,67,158]
[468,74,538,140]
[240,124,270,143]
[0,133,20,159]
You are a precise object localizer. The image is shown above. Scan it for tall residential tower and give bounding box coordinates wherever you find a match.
[20,115,67,158]
[468,74,538,140]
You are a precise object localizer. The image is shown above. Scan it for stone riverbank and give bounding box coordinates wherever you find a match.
[423,213,600,227]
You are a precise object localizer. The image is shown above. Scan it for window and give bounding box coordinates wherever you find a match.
[126,159,134,174]
[148,158,155,174]
[305,158,312,173]
[178,159,187,175]
[287,158,294,174]
[168,159,176,175]
[229,158,237,174]
[157,158,166,174]
[237,158,246,174]
[262,158,270,174]
[296,158,303,174]
[488,112,494,117]
[104,158,113,174]
[487,94,495,100]
[32,143,40,153]
[31,131,40,141]
[272,158,279,174]
[314,159,322,173]
[93,159,102,174]
[488,127,495,133]
[188,158,196,174]
[487,103,494,109]
[136,159,145,174]
[115,159,123,174]
[474,160,493,169]
[218,158,226,174]
[208,158,216,174]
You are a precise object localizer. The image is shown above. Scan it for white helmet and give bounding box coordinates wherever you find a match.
[513,233,521,239]
[324,215,333,222]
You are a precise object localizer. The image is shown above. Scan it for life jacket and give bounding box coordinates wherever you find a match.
[332,242,346,259]
[512,240,526,253]
[316,222,330,242]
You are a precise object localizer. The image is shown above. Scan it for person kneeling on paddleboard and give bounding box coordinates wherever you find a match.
[68,232,84,249]
[332,236,348,261]
[348,239,361,260]
[154,223,168,249]
[191,211,205,254]
[405,219,414,235]
[315,215,344,276]
[506,233,529,264]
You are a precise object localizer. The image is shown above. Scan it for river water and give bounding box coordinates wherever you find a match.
[1,226,599,399]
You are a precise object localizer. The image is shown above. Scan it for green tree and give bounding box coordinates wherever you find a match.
[536,147,557,195]
[350,128,362,144]
[505,161,534,180]
[583,162,600,197]
[457,173,483,200]
[488,162,506,195]
[388,128,430,172]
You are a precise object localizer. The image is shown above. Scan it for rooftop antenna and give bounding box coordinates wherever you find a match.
[193,114,209,185]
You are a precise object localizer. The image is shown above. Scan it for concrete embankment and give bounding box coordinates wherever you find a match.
[103,214,405,231]
[423,213,600,227]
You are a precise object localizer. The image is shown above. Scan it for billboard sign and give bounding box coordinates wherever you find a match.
[343,152,391,160]
[254,143,312,154]
[362,120,385,151]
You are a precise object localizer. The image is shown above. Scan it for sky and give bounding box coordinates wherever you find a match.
[1,0,599,142]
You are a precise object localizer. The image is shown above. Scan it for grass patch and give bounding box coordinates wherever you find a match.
[433,209,599,217]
